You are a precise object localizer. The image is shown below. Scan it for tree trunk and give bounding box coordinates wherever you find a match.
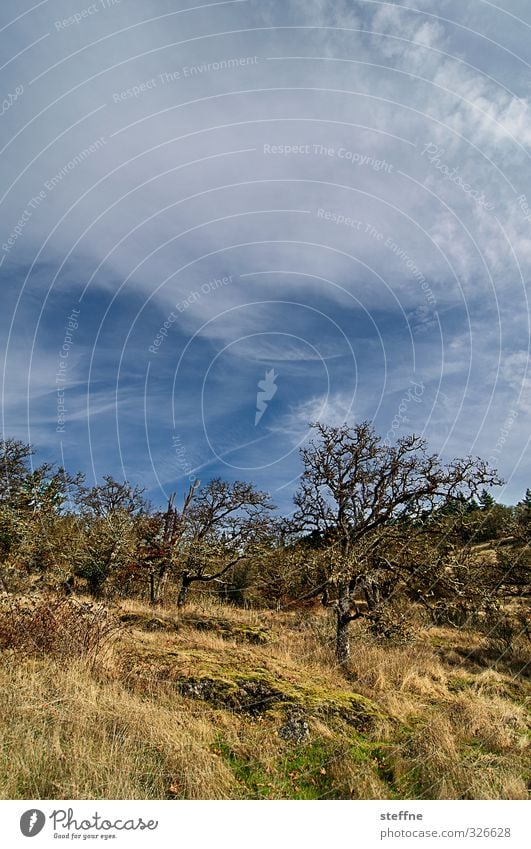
[150,565,169,605]
[363,579,379,611]
[335,582,351,664]
[177,575,191,608]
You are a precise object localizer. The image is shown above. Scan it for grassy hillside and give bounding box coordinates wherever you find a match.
[0,595,529,800]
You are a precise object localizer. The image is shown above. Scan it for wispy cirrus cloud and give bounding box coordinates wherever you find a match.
[0,0,529,508]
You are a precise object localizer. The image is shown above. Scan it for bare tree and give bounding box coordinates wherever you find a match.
[293,422,502,664]
[77,475,147,518]
[175,479,275,608]
[137,483,198,605]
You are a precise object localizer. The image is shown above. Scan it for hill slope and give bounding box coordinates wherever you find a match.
[0,597,529,800]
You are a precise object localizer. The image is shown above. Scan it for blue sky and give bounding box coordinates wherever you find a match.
[1,0,530,511]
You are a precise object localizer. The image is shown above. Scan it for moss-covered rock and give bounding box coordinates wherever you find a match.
[120,612,271,644]
[119,613,180,632]
[122,644,385,729]
[182,616,271,645]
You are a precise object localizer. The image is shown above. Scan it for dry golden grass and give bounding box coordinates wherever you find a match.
[0,654,239,799]
[0,595,529,800]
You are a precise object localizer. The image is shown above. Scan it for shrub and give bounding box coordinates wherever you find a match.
[480,606,530,662]
[0,593,121,663]
[368,601,418,644]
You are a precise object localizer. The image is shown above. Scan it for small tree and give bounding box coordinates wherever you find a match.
[494,489,531,598]
[293,422,502,663]
[514,489,531,542]
[74,476,148,596]
[0,439,84,590]
[0,439,35,506]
